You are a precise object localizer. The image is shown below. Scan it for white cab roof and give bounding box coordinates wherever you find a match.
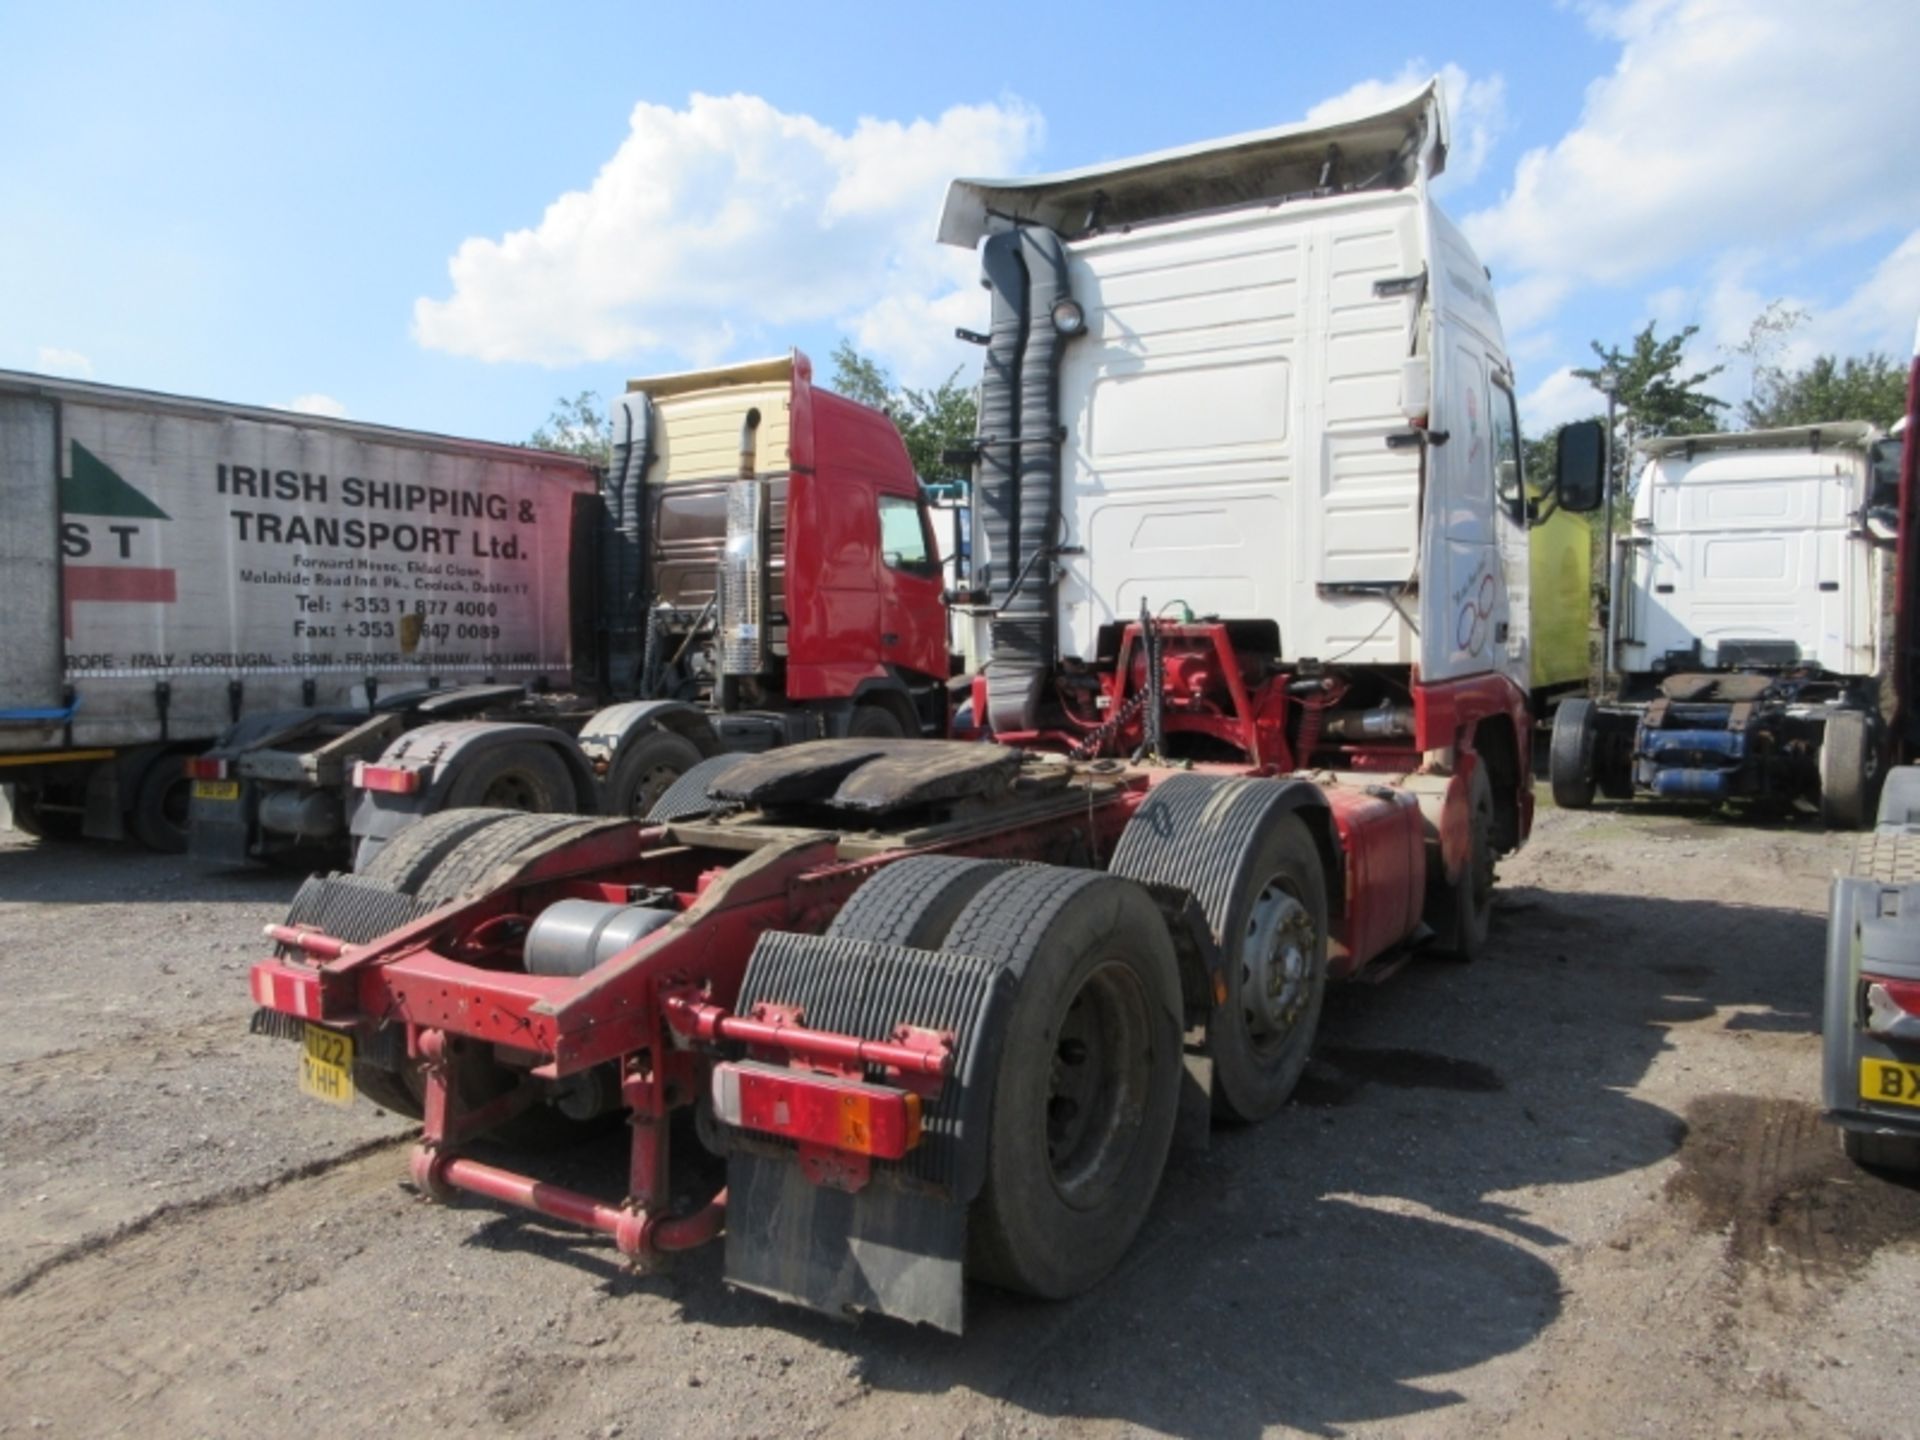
[938,80,1447,247]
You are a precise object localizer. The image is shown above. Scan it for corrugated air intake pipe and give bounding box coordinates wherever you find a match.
[605,391,658,697]
[977,225,1080,734]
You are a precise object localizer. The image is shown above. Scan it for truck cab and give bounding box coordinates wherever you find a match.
[941,81,1602,950]
[1552,423,1893,827]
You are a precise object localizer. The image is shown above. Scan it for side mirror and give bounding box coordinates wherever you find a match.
[1555,420,1606,513]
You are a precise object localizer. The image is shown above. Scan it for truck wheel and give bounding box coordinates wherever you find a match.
[1107,774,1329,1123]
[942,867,1182,1299]
[443,741,577,814]
[5,787,84,841]
[827,855,1014,948]
[847,703,906,738]
[128,753,192,853]
[1549,699,1598,809]
[405,812,609,906]
[609,729,704,817]
[357,807,520,888]
[1426,762,1495,962]
[1820,710,1881,831]
[1842,1127,1920,1174]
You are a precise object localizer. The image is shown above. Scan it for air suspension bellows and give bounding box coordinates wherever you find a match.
[975,225,1079,734]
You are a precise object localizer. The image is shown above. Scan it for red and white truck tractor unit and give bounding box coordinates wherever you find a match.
[192,353,951,868]
[246,84,1602,1331]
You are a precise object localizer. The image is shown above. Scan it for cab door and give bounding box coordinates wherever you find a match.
[876,489,949,683]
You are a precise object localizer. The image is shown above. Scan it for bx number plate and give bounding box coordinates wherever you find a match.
[192,780,240,801]
[1859,1057,1920,1110]
[300,1025,356,1107]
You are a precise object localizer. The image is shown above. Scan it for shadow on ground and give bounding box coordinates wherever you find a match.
[453,877,1825,1438]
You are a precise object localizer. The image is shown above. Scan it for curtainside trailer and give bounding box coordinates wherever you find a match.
[0,372,596,851]
[188,353,952,867]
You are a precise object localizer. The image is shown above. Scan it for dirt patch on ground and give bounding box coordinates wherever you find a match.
[1667,1094,1920,1282]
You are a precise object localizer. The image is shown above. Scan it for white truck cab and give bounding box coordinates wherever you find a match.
[1553,422,1900,827]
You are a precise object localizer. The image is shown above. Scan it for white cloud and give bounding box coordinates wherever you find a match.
[1305,62,1507,190]
[1519,366,1604,434]
[413,92,1041,386]
[36,347,92,379]
[280,393,349,419]
[1465,0,1920,329]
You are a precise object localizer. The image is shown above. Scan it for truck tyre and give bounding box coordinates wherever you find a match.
[1108,775,1329,1123]
[609,729,704,817]
[847,703,906,738]
[442,741,577,814]
[1549,699,1598,810]
[1820,710,1880,831]
[942,867,1182,1299]
[127,753,192,853]
[1842,1127,1920,1174]
[358,808,520,889]
[5,788,83,842]
[1426,762,1495,962]
[826,855,1015,949]
[405,813,608,906]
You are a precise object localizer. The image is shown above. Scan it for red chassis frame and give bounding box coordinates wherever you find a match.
[250,749,1436,1267]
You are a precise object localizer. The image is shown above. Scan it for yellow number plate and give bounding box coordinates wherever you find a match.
[299,1025,356,1107]
[192,780,240,801]
[1859,1056,1920,1110]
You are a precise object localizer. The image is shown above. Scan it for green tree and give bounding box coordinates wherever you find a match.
[829,342,977,488]
[1744,352,1908,430]
[1573,321,1725,511]
[529,391,611,465]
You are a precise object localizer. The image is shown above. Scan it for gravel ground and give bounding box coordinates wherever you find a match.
[0,794,1915,1439]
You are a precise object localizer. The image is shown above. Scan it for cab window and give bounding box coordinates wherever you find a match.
[1490,382,1525,524]
[878,494,935,573]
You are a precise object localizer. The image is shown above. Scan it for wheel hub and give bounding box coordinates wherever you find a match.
[1241,882,1315,1044]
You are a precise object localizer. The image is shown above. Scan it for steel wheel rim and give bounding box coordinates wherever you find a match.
[1241,876,1316,1054]
[628,762,682,817]
[1044,960,1152,1210]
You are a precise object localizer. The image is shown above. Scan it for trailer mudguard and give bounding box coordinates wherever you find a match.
[720,930,1019,1333]
[576,699,721,775]
[348,720,598,868]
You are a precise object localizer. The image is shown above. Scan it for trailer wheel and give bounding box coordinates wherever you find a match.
[443,741,577,814]
[1549,699,1598,810]
[827,855,1014,949]
[1820,710,1881,831]
[127,753,192,853]
[1842,1127,1920,1174]
[943,867,1182,1299]
[1426,762,1495,962]
[609,729,704,817]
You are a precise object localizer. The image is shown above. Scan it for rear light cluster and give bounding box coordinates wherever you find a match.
[1864,975,1920,1037]
[351,761,423,795]
[185,757,228,781]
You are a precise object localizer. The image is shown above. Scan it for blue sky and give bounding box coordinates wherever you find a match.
[3,1,1916,443]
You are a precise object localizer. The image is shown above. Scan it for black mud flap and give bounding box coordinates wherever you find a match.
[726,1155,968,1333]
[718,930,1018,1332]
